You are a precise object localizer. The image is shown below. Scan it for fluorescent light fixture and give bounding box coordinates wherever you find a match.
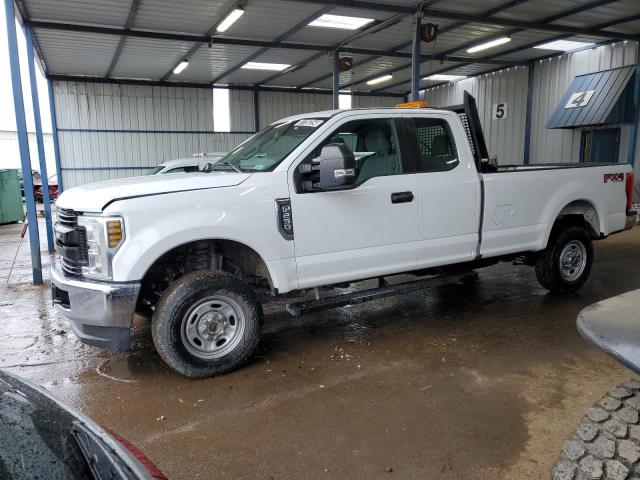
[308,14,374,30]
[173,60,189,74]
[241,62,291,71]
[466,36,511,53]
[216,7,244,33]
[534,40,594,51]
[425,74,467,82]
[366,74,393,85]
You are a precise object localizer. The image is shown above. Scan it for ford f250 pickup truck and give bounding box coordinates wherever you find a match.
[51,92,636,378]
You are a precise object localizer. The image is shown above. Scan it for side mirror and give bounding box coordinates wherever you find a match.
[299,143,356,192]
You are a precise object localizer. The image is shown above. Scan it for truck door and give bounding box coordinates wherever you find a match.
[289,116,418,289]
[403,115,481,268]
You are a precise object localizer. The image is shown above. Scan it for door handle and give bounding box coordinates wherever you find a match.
[391,191,414,204]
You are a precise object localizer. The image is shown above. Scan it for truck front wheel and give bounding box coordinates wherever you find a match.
[535,225,593,293]
[151,271,263,378]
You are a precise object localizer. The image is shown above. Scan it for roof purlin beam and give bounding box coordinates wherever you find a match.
[45,73,406,97]
[255,6,420,87]
[26,21,523,65]
[105,0,141,78]
[210,5,332,85]
[374,13,640,93]
[354,0,629,90]
[299,0,531,89]
[160,1,253,81]
[292,0,639,40]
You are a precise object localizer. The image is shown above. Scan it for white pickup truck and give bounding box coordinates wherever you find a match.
[51,92,636,378]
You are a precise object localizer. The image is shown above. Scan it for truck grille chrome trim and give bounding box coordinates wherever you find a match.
[55,209,88,276]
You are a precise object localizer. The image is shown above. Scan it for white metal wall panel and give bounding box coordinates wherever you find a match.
[258,91,333,126]
[351,95,405,108]
[229,89,256,132]
[529,42,638,165]
[53,81,250,188]
[423,66,529,165]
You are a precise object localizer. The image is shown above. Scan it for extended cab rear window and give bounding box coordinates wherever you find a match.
[408,118,459,173]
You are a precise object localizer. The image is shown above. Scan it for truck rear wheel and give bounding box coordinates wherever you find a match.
[552,380,640,480]
[535,225,593,293]
[151,271,263,378]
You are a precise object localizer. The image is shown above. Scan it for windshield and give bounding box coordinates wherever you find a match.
[150,166,164,175]
[210,118,325,172]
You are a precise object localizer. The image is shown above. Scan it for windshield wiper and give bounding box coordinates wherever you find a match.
[212,160,242,173]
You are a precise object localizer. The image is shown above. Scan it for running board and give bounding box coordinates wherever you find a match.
[286,272,476,317]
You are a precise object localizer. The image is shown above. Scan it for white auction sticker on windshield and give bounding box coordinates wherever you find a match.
[294,119,323,128]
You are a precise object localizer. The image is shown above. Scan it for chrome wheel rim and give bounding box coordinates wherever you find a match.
[180,296,245,360]
[559,240,587,282]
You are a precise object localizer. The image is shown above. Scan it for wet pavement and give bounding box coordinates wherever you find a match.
[1,217,639,479]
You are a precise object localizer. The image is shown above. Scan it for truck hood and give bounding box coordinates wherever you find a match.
[56,171,252,212]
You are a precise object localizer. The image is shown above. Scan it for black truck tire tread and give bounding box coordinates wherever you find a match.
[552,380,640,480]
[151,271,263,379]
[535,225,593,293]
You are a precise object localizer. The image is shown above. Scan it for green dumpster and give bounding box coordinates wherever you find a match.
[0,169,25,224]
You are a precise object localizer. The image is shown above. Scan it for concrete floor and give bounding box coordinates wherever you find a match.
[1,218,639,479]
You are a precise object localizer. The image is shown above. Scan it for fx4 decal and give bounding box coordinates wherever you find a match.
[603,173,624,183]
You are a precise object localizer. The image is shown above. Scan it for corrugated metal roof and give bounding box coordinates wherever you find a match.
[546,65,635,128]
[17,0,640,94]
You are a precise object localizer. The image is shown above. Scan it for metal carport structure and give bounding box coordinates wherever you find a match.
[4,0,640,283]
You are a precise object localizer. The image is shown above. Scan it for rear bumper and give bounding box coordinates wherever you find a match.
[50,260,140,350]
[625,210,637,230]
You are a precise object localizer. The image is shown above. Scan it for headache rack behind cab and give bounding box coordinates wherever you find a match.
[444,91,495,173]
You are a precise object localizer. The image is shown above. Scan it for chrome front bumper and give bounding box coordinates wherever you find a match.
[50,260,141,350]
[626,210,637,230]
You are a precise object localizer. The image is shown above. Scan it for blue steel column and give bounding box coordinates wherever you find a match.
[332,50,340,109]
[523,62,535,165]
[25,25,54,253]
[4,0,42,284]
[411,13,422,102]
[627,48,640,167]
[47,80,63,192]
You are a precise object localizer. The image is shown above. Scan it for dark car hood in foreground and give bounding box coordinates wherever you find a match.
[0,369,155,479]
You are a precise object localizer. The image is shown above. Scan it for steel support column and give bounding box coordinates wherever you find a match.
[523,61,535,165]
[25,25,54,253]
[627,48,640,167]
[253,88,260,132]
[47,80,63,192]
[332,50,340,109]
[411,13,422,101]
[4,0,42,284]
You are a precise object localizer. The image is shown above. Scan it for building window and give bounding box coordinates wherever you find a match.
[581,128,620,163]
[339,93,352,109]
[213,88,231,132]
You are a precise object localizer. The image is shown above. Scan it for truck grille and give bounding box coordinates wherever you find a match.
[56,208,78,228]
[55,208,88,276]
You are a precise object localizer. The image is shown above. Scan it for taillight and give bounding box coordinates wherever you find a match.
[105,428,168,479]
[626,172,634,211]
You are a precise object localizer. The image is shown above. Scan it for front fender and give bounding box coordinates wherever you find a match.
[105,181,296,290]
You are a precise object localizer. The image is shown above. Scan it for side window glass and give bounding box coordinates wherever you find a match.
[307,119,402,184]
[412,118,459,172]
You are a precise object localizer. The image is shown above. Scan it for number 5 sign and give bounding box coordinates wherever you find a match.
[565,90,595,109]
[493,103,508,120]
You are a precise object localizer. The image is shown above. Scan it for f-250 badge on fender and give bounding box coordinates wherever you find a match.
[603,173,624,183]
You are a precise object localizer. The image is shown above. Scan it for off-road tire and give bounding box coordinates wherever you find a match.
[151,271,263,378]
[551,380,640,480]
[535,225,593,293]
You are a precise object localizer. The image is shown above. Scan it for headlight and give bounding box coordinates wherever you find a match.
[77,215,125,280]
